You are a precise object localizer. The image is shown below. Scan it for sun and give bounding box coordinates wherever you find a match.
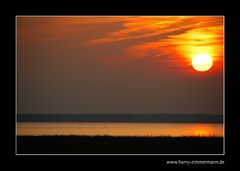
[192,54,213,72]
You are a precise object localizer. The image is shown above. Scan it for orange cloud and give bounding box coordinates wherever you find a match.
[17,16,125,45]
[93,16,223,74]
[17,16,224,74]
[88,16,190,45]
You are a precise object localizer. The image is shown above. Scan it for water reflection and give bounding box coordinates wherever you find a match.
[17,122,223,137]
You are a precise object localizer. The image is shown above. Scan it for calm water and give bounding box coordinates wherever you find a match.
[16,122,223,137]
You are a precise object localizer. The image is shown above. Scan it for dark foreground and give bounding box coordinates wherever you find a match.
[17,136,223,154]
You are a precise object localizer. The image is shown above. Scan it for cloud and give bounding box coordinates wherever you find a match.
[91,16,223,73]
[87,16,188,45]
[17,16,126,45]
[17,16,223,73]
[87,16,222,45]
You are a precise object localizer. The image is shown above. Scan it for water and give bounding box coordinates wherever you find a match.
[16,122,223,137]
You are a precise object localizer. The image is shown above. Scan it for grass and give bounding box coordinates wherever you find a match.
[17,135,223,154]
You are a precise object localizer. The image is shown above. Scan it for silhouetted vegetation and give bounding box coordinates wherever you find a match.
[17,136,223,154]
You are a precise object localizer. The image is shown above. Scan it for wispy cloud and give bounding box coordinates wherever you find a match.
[17,17,125,45]
[88,16,190,45]
[88,16,223,73]
[17,16,223,73]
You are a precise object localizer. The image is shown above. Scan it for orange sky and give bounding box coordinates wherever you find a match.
[17,16,223,73]
[17,16,224,114]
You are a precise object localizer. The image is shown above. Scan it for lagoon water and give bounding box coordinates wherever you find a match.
[17,122,223,137]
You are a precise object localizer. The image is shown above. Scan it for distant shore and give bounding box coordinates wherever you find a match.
[17,136,223,154]
[17,114,223,123]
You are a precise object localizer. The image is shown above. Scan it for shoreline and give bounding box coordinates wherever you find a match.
[17,136,223,154]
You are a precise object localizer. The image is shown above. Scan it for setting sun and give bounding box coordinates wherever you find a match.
[192,54,213,72]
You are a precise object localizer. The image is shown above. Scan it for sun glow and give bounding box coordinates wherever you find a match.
[192,54,213,72]
[190,124,217,137]
[193,130,210,137]
[193,128,210,137]
[164,24,223,73]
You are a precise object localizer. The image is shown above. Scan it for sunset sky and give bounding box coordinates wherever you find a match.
[17,16,224,115]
